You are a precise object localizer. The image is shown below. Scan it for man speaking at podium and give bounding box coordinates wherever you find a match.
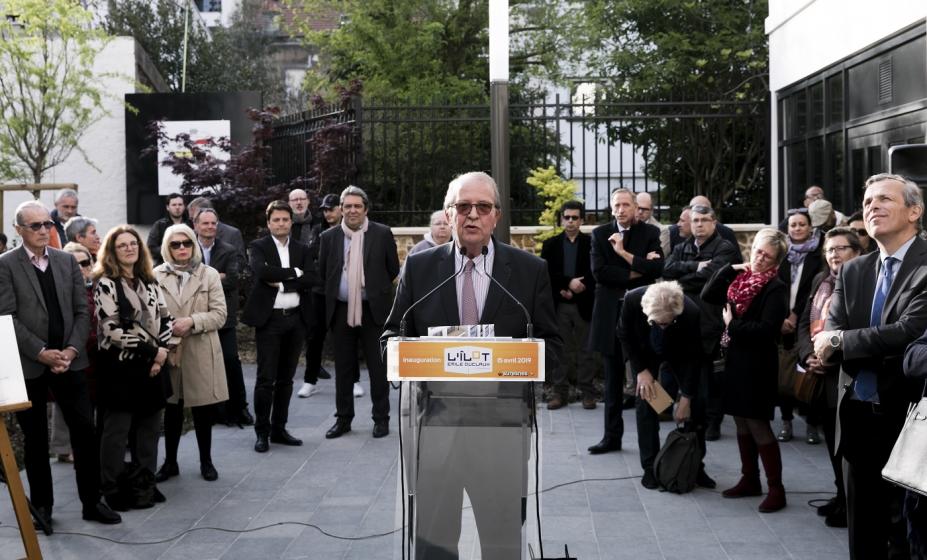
[382,171,561,559]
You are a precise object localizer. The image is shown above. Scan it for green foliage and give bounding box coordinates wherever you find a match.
[0,0,110,183]
[527,166,580,245]
[563,0,769,221]
[105,0,284,101]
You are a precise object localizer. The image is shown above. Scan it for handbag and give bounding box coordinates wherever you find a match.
[777,344,799,398]
[792,368,822,404]
[882,383,927,496]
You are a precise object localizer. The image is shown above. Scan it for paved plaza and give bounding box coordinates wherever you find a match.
[0,365,848,559]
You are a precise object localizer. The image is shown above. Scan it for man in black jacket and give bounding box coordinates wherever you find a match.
[241,201,317,453]
[587,188,664,454]
[540,200,597,409]
[147,193,189,264]
[618,281,716,490]
[663,205,740,440]
[195,207,253,426]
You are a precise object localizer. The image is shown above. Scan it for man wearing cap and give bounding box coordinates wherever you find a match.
[297,193,342,397]
[808,199,841,233]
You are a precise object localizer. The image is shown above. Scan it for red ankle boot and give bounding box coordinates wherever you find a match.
[722,434,762,498]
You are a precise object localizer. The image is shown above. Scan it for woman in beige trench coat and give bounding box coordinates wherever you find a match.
[153,224,229,482]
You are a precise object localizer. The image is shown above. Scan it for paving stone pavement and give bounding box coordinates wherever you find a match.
[0,364,848,559]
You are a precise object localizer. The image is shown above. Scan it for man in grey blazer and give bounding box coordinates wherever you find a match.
[0,201,121,530]
[815,174,927,559]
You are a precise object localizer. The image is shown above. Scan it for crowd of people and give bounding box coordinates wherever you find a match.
[0,174,924,559]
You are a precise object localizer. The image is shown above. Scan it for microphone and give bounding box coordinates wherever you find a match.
[399,246,468,337]
[481,245,534,338]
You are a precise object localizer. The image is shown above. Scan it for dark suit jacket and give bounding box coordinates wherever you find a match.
[618,287,702,398]
[204,237,239,330]
[540,231,595,321]
[217,221,246,265]
[589,220,664,355]
[0,246,90,379]
[318,221,400,328]
[826,235,927,457]
[381,241,562,373]
[663,231,739,355]
[240,235,317,329]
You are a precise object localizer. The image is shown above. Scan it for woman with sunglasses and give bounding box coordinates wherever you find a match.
[776,208,825,444]
[154,224,228,482]
[702,228,789,513]
[93,225,173,510]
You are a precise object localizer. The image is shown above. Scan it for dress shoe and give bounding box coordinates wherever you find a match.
[82,502,122,525]
[806,425,821,445]
[547,395,565,410]
[353,383,365,398]
[816,496,839,517]
[696,469,717,489]
[32,505,53,534]
[372,422,389,438]
[270,429,303,446]
[641,469,659,490]
[326,421,352,439]
[57,453,74,463]
[254,434,270,453]
[297,382,319,398]
[705,422,721,441]
[238,407,255,426]
[152,487,166,503]
[777,420,793,442]
[824,505,847,527]
[582,396,597,410]
[317,367,332,380]
[155,461,179,482]
[104,493,131,512]
[587,437,621,454]
[200,461,219,481]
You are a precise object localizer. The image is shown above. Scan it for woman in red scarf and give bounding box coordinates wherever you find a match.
[702,228,789,512]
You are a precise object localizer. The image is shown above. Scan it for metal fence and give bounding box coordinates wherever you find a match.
[269,95,769,227]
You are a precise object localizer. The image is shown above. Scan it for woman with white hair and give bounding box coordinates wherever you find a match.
[408,210,452,255]
[154,224,228,482]
[701,228,790,513]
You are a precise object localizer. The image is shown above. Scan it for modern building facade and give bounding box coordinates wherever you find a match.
[767,0,927,223]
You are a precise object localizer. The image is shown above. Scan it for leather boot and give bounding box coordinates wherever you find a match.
[757,441,787,513]
[722,434,762,498]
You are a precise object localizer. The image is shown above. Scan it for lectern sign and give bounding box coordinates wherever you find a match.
[386,337,544,381]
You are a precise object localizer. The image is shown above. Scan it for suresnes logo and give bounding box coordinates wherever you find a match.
[444,345,493,375]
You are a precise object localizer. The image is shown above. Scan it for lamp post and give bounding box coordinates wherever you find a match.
[489,0,510,242]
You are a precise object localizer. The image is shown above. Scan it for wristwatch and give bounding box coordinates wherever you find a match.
[829,332,842,350]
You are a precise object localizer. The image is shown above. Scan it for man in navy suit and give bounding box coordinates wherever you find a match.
[241,201,317,453]
[382,171,561,559]
[587,188,664,454]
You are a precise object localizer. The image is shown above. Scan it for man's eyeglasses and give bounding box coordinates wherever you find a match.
[648,318,677,328]
[562,215,581,222]
[824,245,854,255]
[21,221,55,231]
[450,202,496,216]
[76,259,91,267]
[169,240,195,250]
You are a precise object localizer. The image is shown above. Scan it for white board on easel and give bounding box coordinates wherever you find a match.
[0,316,27,406]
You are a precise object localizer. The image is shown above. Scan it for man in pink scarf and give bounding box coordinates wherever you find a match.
[318,186,400,439]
